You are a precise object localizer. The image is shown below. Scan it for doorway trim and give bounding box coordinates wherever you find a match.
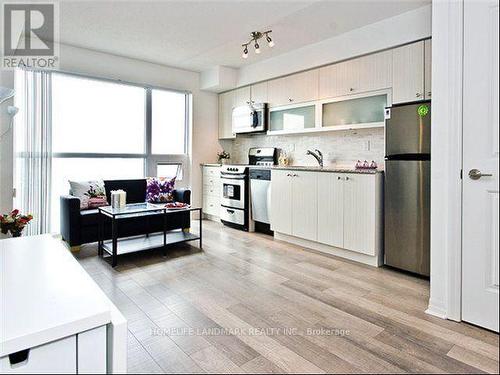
[426,0,463,321]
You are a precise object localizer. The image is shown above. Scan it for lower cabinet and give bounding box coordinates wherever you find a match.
[0,326,107,374]
[270,170,318,241]
[317,173,344,248]
[271,169,383,263]
[320,173,381,256]
[202,165,221,218]
[270,170,293,234]
[291,171,318,241]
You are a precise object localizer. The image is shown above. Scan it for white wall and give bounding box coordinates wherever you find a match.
[0,43,221,217]
[237,5,431,86]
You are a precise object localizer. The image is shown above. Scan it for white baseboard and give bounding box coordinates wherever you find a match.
[202,214,220,222]
[274,232,382,267]
[425,299,449,319]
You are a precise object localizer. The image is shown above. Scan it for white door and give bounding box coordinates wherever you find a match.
[392,41,425,104]
[270,170,293,235]
[317,173,344,247]
[462,0,499,332]
[343,174,377,256]
[291,171,318,241]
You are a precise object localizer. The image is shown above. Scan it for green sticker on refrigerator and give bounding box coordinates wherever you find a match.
[418,104,429,117]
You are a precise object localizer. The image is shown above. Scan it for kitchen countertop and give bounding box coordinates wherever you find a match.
[253,165,383,174]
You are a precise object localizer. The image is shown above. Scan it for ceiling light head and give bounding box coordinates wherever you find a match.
[265,33,274,48]
[254,41,260,54]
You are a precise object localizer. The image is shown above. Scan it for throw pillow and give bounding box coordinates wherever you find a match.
[69,180,108,210]
[146,177,176,203]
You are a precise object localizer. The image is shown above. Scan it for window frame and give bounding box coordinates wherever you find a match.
[50,71,191,183]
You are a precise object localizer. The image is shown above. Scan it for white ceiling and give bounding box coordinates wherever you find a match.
[55,0,430,72]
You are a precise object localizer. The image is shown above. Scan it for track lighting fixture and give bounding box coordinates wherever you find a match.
[241,30,274,58]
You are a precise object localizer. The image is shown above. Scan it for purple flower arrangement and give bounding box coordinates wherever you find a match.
[146,177,176,203]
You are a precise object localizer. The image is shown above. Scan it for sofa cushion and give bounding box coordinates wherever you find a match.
[104,179,147,204]
[69,180,107,210]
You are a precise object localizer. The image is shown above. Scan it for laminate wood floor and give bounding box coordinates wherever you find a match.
[75,220,499,374]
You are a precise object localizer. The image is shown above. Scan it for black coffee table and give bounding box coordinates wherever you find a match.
[97,203,202,267]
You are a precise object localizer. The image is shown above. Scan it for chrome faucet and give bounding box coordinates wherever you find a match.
[306,149,323,167]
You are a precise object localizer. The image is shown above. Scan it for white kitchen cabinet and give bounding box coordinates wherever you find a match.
[291,171,318,241]
[392,41,425,104]
[319,60,356,99]
[202,165,221,218]
[233,86,251,108]
[250,82,268,103]
[271,170,383,266]
[319,50,392,99]
[357,50,392,93]
[268,69,319,107]
[424,39,432,99]
[270,170,293,235]
[343,173,379,256]
[218,91,235,139]
[317,173,344,247]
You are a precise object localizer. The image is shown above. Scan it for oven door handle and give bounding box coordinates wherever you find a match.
[220,173,246,180]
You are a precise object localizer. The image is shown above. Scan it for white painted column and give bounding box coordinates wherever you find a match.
[427,0,463,321]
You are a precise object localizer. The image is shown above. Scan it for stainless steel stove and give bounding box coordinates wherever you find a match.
[220,148,277,231]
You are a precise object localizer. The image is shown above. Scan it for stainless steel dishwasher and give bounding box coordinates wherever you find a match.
[249,168,272,234]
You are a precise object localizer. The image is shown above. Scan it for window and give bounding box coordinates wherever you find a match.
[16,72,190,232]
[52,75,146,154]
[152,89,186,154]
[157,163,183,180]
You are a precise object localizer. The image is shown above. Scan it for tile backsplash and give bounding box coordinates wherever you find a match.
[221,128,385,169]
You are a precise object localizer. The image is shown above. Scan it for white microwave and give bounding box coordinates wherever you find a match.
[232,103,268,134]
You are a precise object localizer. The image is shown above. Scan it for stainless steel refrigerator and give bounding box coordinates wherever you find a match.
[384,101,431,276]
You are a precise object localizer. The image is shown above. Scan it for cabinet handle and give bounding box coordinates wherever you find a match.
[286,173,292,177]
[337,176,342,180]
[349,88,355,92]
[416,93,422,98]
[427,91,431,97]
[9,349,30,366]
[288,98,294,102]
[345,176,350,181]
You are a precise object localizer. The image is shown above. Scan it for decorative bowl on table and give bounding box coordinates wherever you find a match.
[165,202,190,210]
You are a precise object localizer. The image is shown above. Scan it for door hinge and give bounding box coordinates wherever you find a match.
[460,169,463,180]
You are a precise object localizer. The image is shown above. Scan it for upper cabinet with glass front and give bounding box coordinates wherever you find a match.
[321,92,387,130]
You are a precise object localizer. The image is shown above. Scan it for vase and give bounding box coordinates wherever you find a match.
[11,231,22,238]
